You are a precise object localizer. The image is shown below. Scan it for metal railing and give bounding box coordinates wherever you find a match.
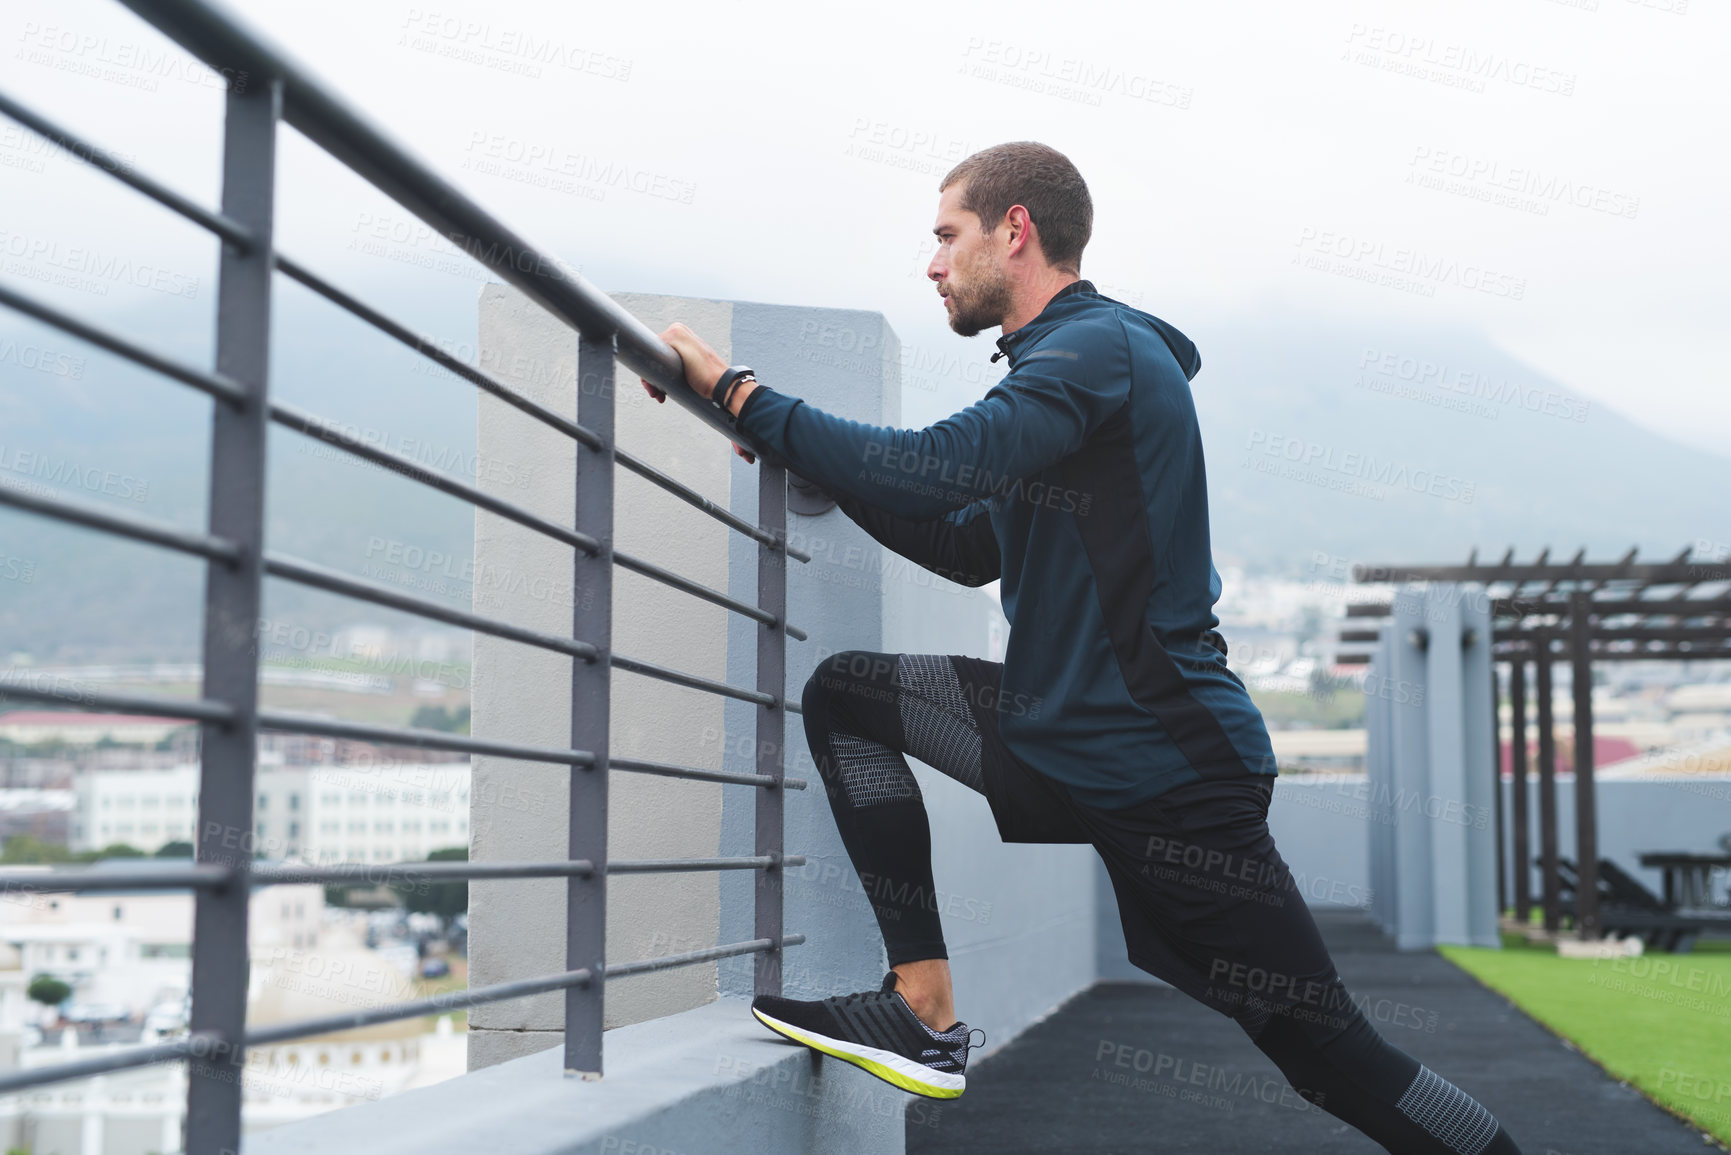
[0,1,808,1150]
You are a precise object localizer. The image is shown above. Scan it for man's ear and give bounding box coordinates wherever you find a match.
[1003,205,1035,258]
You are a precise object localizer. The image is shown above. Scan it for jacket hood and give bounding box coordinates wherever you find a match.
[996,280,1202,382]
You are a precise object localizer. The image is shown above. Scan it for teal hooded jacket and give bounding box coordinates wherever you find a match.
[734,280,1276,808]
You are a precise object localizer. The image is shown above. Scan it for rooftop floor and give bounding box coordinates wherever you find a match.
[911,910,1712,1155]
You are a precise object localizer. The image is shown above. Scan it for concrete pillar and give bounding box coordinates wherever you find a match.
[471,289,1096,1084]
[1365,584,1499,949]
[468,288,734,1068]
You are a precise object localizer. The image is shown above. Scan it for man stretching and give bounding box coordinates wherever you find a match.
[644,142,1523,1155]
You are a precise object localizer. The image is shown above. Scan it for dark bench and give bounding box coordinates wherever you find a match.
[1540,856,1710,952]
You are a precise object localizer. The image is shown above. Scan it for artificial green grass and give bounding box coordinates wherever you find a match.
[1440,934,1731,1145]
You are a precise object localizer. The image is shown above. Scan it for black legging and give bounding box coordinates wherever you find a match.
[803,650,1523,1155]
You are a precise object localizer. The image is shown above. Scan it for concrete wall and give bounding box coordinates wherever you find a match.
[1162,770,1731,933]
[468,290,1080,1084]
[468,288,735,1068]
[1501,775,1731,908]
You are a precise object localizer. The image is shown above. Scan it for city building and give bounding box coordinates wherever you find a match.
[71,763,471,862]
[0,712,191,747]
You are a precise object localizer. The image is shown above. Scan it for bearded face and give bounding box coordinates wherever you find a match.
[929,182,1013,338]
[941,250,1013,338]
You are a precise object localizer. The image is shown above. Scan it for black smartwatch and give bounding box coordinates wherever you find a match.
[712,365,756,414]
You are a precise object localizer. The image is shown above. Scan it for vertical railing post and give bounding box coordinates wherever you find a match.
[566,332,615,1077]
[754,463,788,997]
[186,76,280,1155]
[1570,591,1599,941]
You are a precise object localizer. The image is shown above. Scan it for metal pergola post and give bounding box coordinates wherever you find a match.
[185,75,280,1155]
[1570,591,1600,940]
[1492,664,1506,915]
[1509,660,1532,923]
[754,464,789,998]
[566,333,617,1076]
[1534,635,1561,933]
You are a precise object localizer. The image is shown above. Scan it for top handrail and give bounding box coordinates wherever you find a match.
[116,0,779,469]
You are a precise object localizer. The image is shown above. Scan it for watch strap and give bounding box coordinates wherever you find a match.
[712,365,755,413]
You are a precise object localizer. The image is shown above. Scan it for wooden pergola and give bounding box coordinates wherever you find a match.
[1337,547,1731,940]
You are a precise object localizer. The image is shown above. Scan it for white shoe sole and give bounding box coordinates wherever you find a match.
[750,1006,967,1099]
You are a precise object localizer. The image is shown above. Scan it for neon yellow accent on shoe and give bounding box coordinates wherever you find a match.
[750,1006,966,1100]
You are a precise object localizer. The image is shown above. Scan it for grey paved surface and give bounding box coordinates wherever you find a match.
[910,910,1714,1154]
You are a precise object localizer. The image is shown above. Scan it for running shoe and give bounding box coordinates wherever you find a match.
[750,971,981,1099]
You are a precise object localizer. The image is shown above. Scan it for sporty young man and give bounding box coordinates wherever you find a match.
[643,142,1523,1155]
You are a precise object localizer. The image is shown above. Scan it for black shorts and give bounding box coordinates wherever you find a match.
[950,655,1339,1030]
[808,650,1348,1035]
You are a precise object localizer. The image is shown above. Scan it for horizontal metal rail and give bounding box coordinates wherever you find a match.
[267,399,599,555]
[274,253,598,449]
[252,860,596,886]
[0,676,803,789]
[0,89,253,250]
[0,864,232,892]
[251,856,804,885]
[608,855,806,874]
[611,653,776,707]
[602,934,806,982]
[0,281,246,405]
[243,969,595,1048]
[0,1031,224,1096]
[262,551,597,660]
[118,0,756,451]
[614,548,806,640]
[278,252,809,562]
[609,755,807,791]
[0,678,236,724]
[614,446,811,563]
[242,933,805,1048]
[0,856,810,896]
[0,480,240,563]
[264,552,797,695]
[268,403,798,637]
[254,710,595,766]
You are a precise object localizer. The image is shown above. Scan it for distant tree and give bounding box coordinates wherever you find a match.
[154,841,194,858]
[73,843,145,863]
[0,836,72,865]
[409,705,471,734]
[26,974,70,1009]
[393,846,469,923]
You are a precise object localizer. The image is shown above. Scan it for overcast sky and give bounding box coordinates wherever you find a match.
[3,0,1727,457]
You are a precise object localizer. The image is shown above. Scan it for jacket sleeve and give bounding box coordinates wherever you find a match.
[832,493,1000,588]
[733,338,1129,521]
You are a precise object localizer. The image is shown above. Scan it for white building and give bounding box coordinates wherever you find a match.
[0,711,192,746]
[0,910,465,1155]
[73,763,471,862]
[0,865,323,1020]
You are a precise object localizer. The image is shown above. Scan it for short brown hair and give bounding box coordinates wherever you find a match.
[940,143,1092,273]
